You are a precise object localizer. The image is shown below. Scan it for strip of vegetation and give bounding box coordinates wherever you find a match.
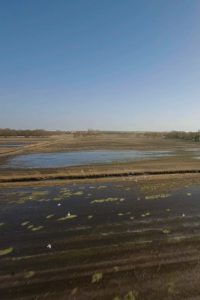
[1,169,200,183]
[0,128,66,137]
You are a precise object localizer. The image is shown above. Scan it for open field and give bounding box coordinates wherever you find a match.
[1,133,200,156]
[1,175,200,299]
[1,133,200,299]
[1,133,200,184]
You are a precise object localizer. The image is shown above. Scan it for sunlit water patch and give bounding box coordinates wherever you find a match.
[1,150,173,169]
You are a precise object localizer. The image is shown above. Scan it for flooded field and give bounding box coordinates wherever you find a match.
[0,143,25,148]
[1,150,173,169]
[1,178,200,299]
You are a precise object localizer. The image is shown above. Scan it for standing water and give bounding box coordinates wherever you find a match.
[1,150,173,168]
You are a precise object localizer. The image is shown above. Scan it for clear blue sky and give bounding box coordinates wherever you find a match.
[0,0,200,131]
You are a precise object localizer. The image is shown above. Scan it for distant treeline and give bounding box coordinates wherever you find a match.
[0,128,66,137]
[77,130,200,141]
[99,130,200,141]
[164,131,200,142]
[128,130,200,141]
[1,128,200,141]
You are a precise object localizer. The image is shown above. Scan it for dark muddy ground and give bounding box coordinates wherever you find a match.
[1,179,200,299]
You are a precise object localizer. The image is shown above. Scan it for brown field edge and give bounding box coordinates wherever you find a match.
[1,169,200,183]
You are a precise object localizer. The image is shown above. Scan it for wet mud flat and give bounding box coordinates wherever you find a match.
[1,178,200,299]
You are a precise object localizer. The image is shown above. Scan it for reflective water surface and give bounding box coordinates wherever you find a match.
[1,150,173,168]
[1,181,200,299]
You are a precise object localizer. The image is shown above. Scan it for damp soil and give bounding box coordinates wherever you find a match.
[1,179,200,299]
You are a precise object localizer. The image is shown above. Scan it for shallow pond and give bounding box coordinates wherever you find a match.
[1,150,173,168]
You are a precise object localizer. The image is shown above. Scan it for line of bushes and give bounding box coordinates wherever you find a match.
[0,128,66,137]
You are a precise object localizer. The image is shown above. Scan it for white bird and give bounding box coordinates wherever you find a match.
[47,244,52,249]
